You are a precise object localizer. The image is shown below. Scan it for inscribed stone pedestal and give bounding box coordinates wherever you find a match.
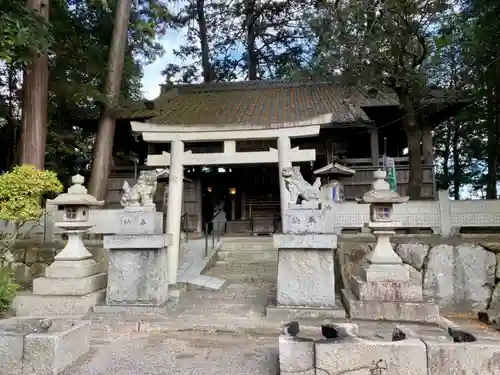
[277,249,336,307]
[106,248,168,306]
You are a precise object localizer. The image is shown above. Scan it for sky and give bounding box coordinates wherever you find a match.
[141,29,188,100]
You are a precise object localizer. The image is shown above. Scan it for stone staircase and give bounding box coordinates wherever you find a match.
[216,236,277,263]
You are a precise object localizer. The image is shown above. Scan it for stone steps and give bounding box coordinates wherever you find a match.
[217,236,277,263]
[219,236,274,252]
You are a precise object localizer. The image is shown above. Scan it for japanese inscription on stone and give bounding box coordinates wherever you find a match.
[118,211,156,234]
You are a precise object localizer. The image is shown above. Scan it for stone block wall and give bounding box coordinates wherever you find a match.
[337,236,500,314]
[279,323,500,375]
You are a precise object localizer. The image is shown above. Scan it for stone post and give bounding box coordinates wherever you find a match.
[278,136,292,215]
[166,139,184,285]
[437,189,452,237]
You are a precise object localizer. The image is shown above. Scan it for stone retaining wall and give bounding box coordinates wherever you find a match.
[9,241,108,288]
[337,236,500,314]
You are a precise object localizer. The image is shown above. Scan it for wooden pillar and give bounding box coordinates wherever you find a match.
[370,124,380,166]
[241,191,246,219]
[422,125,433,165]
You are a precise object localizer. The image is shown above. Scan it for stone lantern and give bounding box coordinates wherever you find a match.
[14,174,108,316]
[357,169,408,273]
[47,174,104,263]
[341,169,439,323]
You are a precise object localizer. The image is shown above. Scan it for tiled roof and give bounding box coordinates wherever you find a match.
[73,80,469,127]
[145,81,399,126]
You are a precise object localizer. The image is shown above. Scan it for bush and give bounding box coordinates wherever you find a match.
[0,266,19,314]
[0,165,63,264]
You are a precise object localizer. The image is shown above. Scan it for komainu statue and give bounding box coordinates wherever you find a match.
[282,166,321,204]
[120,170,158,207]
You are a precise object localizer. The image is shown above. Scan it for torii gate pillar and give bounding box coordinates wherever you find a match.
[278,136,292,216]
[166,140,184,285]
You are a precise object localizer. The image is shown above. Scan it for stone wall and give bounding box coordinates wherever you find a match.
[10,240,108,288]
[337,236,500,314]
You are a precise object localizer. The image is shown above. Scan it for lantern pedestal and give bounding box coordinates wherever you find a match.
[341,170,439,323]
[13,175,106,316]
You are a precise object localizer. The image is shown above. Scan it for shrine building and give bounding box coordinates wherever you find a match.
[76,79,467,235]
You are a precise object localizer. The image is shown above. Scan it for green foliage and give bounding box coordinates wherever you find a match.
[0,266,19,314]
[0,0,53,65]
[0,165,63,223]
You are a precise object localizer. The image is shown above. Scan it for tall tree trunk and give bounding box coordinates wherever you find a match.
[452,127,461,200]
[441,121,453,190]
[486,79,497,199]
[244,0,258,80]
[88,0,133,199]
[19,0,49,169]
[397,90,423,199]
[196,0,212,82]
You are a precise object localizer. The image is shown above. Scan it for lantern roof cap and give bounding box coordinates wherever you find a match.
[47,174,105,206]
[356,169,409,204]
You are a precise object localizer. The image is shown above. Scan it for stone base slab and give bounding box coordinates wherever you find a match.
[425,332,500,375]
[93,304,168,314]
[273,233,337,249]
[360,263,410,282]
[350,275,423,301]
[266,302,346,321]
[44,259,101,279]
[103,233,171,249]
[341,289,440,323]
[13,289,106,316]
[0,318,90,375]
[33,273,107,296]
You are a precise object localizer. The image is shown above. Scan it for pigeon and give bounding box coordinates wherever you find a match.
[448,327,476,343]
[321,324,338,339]
[281,321,299,337]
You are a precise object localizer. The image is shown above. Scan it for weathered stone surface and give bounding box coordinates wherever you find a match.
[0,318,90,375]
[33,272,107,295]
[11,262,33,285]
[407,264,423,285]
[277,249,335,308]
[336,242,371,290]
[395,243,429,270]
[22,320,90,375]
[423,244,454,308]
[454,244,495,311]
[360,263,410,282]
[491,283,500,311]
[273,233,337,249]
[29,262,48,279]
[341,289,440,323]
[315,335,428,375]
[13,289,106,316]
[425,337,500,375]
[497,253,500,280]
[107,248,169,306]
[278,336,315,375]
[350,276,423,301]
[424,244,496,312]
[12,249,25,263]
[281,209,327,234]
[479,242,500,253]
[104,233,171,249]
[0,331,23,375]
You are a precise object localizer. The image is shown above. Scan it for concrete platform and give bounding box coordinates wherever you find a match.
[13,289,106,316]
[341,289,440,323]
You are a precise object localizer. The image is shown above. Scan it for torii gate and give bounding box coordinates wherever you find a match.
[131,115,326,286]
